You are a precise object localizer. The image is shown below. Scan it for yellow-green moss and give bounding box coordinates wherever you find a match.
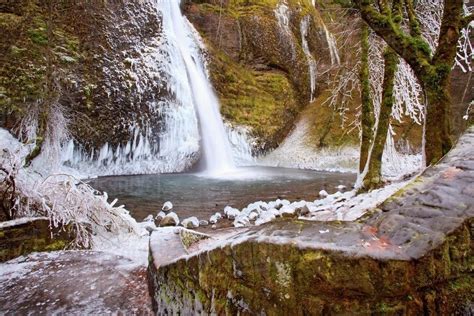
[208,45,299,148]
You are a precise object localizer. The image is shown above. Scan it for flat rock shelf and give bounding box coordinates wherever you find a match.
[148,127,474,315]
[0,251,152,314]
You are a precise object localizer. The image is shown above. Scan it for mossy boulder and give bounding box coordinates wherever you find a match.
[0,217,76,262]
[149,219,473,315]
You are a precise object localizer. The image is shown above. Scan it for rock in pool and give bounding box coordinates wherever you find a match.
[159,212,180,227]
[210,212,222,224]
[224,206,240,220]
[162,201,173,212]
[318,190,329,198]
[181,217,200,229]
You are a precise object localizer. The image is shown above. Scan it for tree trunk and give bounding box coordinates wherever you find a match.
[361,48,398,191]
[359,23,374,174]
[422,70,453,165]
[25,0,56,167]
[354,0,466,168]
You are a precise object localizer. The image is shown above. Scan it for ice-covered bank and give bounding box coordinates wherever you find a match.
[259,115,422,179]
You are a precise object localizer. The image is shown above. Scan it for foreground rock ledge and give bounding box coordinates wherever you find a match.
[148,128,474,315]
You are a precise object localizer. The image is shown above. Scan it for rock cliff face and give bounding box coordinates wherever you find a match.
[1,1,166,151]
[0,0,336,169]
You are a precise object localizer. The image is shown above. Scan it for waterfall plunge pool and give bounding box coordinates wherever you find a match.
[89,167,356,223]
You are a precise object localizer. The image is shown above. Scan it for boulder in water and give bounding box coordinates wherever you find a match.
[279,205,295,217]
[319,190,329,198]
[155,211,166,226]
[159,212,180,227]
[248,211,259,221]
[181,217,200,229]
[295,205,310,217]
[162,201,173,212]
[210,212,222,224]
[224,206,240,220]
[155,211,166,221]
[199,220,209,227]
[337,185,347,191]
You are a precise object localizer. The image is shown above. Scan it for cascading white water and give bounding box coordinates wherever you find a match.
[300,15,317,102]
[323,25,341,65]
[159,0,235,174]
[60,0,253,176]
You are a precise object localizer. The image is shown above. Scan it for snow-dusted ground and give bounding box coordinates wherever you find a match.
[91,222,151,267]
[0,251,152,314]
[259,117,359,173]
[259,117,422,178]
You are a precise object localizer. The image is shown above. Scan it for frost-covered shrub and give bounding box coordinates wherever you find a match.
[0,128,138,248]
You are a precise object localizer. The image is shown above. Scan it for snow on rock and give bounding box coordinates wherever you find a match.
[162,201,173,212]
[279,205,296,216]
[255,212,276,226]
[269,208,281,217]
[209,212,222,224]
[143,214,154,222]
[248,212,259,221]
[159,212,180,227]
[318,190,329,197]
[226,179,411,228]
[142,222,158,234]
[306,181,409,222]
[155,211,166,221]
[258,117,359,173]
[93,227,150,268]
[296,205,310,216]
[233,215,250,228]
[0,250,152,314]
[224,206,241,220]
[181,217,200,229]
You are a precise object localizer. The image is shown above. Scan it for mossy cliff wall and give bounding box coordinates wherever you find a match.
[1,1,470,157]
[0,0,166,153]
[0,218,75,262]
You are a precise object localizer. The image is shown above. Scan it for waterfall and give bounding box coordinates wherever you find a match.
[323,25,340,65]
[60,0,246,176]
[300,16,317,102]
[159,0,235,174]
